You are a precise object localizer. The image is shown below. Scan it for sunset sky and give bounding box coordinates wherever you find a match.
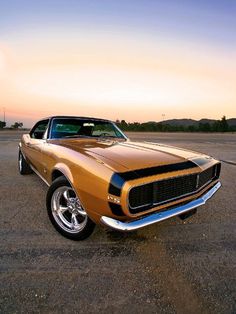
[0,0,236,127]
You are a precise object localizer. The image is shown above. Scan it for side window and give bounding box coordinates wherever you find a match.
[30,120,49,139]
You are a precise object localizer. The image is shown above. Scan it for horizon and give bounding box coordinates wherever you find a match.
[2,115,235,129]
[0,0,236,127]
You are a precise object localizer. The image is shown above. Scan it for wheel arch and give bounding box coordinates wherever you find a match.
[51,169,66,182]
[51,164,74,187]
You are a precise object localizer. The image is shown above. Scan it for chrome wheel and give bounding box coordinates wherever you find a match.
[19,152,23,172]
[47,177,95,240]
[18,150,32,175]
[51,186,88,234]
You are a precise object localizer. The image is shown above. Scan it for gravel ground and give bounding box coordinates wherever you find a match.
[0,131,235,314]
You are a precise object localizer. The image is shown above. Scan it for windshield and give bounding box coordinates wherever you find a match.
[50,118,126,140]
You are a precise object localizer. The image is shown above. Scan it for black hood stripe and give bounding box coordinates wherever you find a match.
[108,173,127,196]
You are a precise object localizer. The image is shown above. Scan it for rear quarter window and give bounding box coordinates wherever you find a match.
[30,120,49,139]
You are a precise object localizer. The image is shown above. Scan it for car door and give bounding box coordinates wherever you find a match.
[25,119,49,176]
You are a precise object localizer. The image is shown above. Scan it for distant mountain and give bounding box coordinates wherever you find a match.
[159,118,236,127]
[198,119,216,125]
[160,119,197,127]
[118,117,236,132]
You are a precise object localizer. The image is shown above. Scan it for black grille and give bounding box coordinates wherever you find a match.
[129,165,219,214]
[198,166,215,187]
[153,173,197,204]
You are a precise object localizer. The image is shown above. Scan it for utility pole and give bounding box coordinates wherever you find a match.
[162,113,165,121]
[3,107,5,123]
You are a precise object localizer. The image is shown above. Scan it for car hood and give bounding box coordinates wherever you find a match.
[52,139,209,172]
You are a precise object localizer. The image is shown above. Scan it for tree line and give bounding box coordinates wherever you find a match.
[0,121,23,129]
[116,116,235,132]
[0,116,235,132]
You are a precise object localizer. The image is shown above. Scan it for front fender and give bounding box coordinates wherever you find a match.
[51,161,116,224]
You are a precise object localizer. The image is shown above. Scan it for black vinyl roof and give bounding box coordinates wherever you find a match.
[44,116,111,122]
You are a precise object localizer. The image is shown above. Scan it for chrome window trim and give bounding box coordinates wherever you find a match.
[112,122,128,140]
[43,124,50,140]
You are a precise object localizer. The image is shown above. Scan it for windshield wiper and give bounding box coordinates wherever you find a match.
[98,135,117,138]
[63,135,87,138]
[63,134,121,140]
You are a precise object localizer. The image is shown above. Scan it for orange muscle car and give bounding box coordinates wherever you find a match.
[18,116,221,240]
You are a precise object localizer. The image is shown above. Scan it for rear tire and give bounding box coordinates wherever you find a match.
[46,176,95,240]
[18,150,33,175]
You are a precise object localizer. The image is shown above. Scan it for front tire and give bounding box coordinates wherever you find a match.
[18,150,33,175]
[46,177,95,240]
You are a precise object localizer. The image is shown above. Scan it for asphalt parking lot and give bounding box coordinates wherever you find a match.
[0,131,235,313]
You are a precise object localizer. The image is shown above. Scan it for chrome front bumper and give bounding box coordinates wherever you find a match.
[101,182,221,231]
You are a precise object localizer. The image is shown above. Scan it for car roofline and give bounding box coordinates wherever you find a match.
[43,116,112,122]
